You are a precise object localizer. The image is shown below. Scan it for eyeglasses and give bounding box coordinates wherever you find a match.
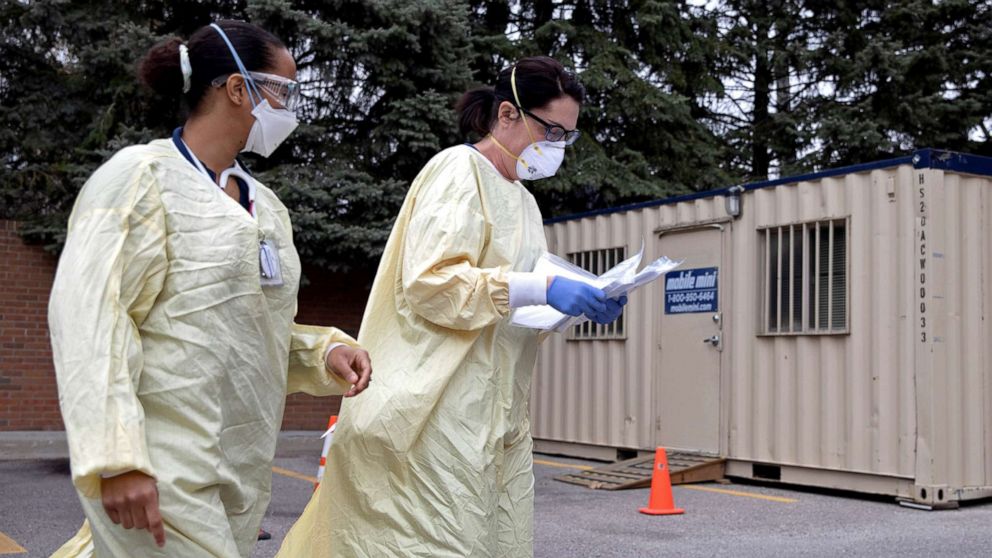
[211,71,301,112]
[519,107,581,145]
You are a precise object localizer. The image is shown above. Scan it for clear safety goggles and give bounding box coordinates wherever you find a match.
[211,71,301,112]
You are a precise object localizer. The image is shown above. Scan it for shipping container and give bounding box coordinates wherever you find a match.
[529,149,992,507]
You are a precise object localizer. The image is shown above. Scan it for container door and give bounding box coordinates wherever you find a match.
[655,226,724,455]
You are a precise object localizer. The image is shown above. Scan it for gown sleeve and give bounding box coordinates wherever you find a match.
[401,154,511,331]
[48,154,168,499]
[286,324,362,396]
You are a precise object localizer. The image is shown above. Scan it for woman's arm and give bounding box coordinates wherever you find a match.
[49,159,168,500]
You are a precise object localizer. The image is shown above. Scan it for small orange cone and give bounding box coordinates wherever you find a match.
[314,415,338,490]
[639,447,684,515]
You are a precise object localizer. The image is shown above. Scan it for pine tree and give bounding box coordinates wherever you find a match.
[248,0,477,270]
[2,0,988,269]
[702,0,815,180]
[469,0,732,217]
[803,0,992,166]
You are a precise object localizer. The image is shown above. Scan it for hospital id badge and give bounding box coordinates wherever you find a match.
[259,240,284,287]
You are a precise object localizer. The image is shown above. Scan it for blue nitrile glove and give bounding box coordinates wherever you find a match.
[592,295,628,325]
[547,276,608,319]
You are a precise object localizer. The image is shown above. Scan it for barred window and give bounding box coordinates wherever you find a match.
[566,247,627,340]
[760,219,848,335]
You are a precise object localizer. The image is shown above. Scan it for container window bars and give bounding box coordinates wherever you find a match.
[565,247,627,340]
[760,219,848,335]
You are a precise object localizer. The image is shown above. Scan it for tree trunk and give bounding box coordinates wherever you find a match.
[772,14,796,175]
[752,21,772,180]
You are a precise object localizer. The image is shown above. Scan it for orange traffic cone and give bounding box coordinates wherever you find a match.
[639,447,684,515]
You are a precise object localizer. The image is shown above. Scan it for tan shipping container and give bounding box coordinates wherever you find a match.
[529,149,992,507]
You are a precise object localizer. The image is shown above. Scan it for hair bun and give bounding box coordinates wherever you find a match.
[456,86,499,139]
[138,37,185,97]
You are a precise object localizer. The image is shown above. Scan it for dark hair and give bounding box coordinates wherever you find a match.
[456,56,585,139]
[138,20,286,111]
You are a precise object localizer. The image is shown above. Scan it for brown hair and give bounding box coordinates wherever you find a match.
[456,56,585,139]
[137,20,285,112]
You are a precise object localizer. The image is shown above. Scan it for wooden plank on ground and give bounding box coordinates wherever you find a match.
[0,532,26,555]
[555,452,726,490]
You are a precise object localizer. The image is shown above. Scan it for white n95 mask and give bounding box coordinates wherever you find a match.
[210,23,299,158]
[243,99,298,158]
[515,140,566,180]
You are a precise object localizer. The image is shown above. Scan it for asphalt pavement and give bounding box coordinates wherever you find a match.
[2,453,991,557]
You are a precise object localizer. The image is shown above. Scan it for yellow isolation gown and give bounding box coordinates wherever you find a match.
[277,144,547,557]
[48,139,360,557]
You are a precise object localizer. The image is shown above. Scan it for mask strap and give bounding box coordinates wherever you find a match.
[487,133,526,167]
[510,66,542,155]
[210,23,264,109]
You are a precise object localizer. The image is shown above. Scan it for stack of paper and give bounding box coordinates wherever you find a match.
[511,244,681,332]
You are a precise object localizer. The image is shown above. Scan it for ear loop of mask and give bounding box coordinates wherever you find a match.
[210,23,264,109]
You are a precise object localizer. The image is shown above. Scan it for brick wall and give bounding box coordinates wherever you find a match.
[283,267,374,430]
[0,219,373,432]
[0,220,61,430]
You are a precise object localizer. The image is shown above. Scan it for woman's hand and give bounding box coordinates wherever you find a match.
[326,346,373,397]
[101,471,165,547]
[595,295,628,324]
[546,276,608,318]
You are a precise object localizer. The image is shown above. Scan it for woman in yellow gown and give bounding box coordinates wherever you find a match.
[278,56,625,558]
[49,21,372,557]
